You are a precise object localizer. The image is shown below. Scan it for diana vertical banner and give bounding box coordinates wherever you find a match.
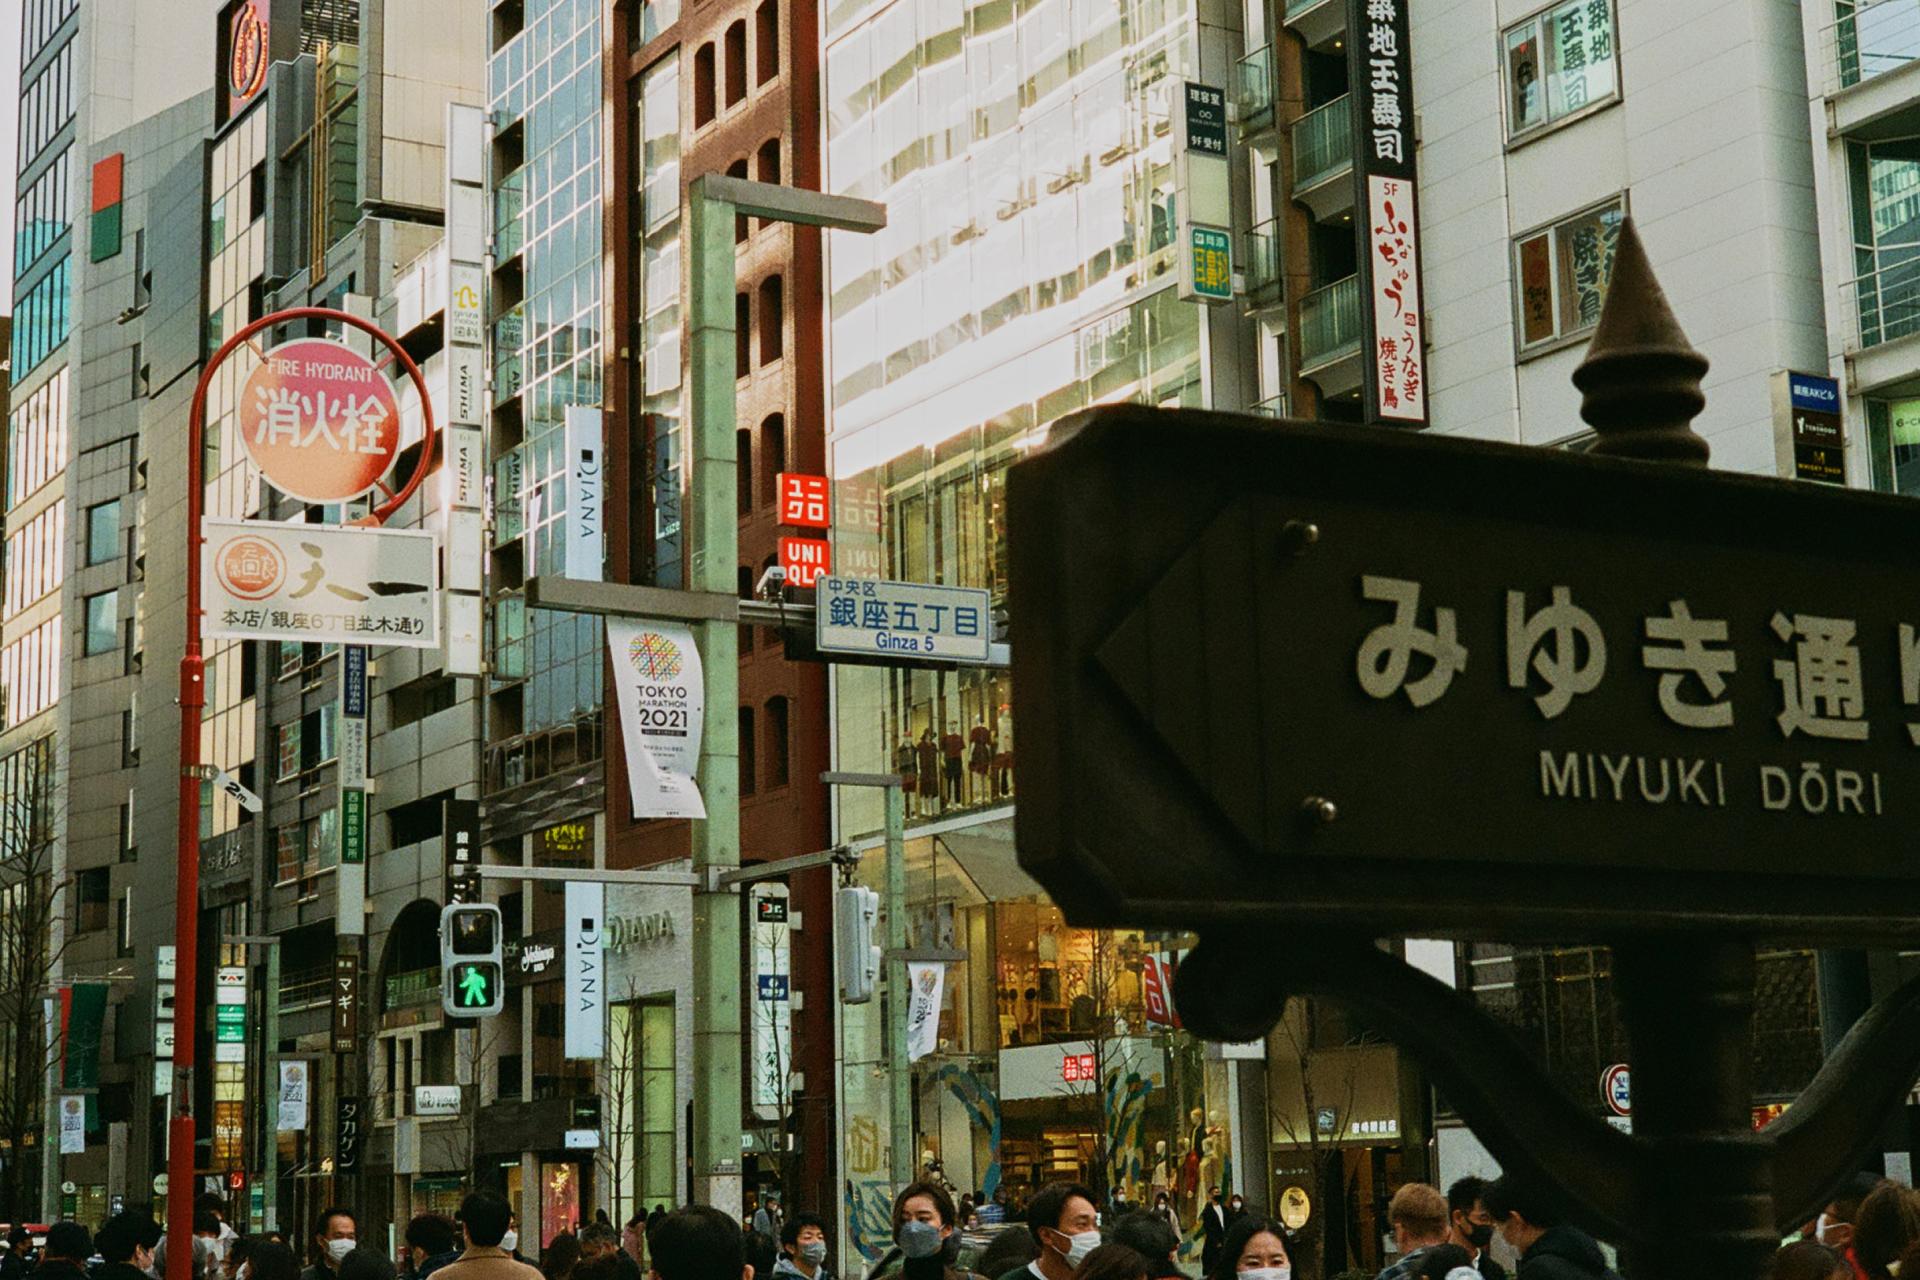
[606,618,706,818]
[905,963,945,1062]
[565,880,605,1060]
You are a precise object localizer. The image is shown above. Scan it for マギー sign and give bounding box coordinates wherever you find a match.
[238,338,403,504]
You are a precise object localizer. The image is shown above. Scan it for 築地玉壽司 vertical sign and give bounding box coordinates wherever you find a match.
[1349,0,1425,426]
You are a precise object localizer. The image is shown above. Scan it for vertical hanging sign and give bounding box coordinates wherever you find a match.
[565,407,605,581]
[1175,82,1234,305]
[338,644,369,933]
[1348,0,1426,426]
[564,880,605,1060]
[749,885,793,1118]
[445,102,490,676]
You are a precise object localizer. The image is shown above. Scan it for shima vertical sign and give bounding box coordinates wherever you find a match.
[1348,0,1426,426]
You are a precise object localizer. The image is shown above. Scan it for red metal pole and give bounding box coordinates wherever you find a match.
[166,308,435,1280]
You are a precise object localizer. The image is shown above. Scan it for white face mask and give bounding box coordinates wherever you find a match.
[1816,1214,1836,1246]
[326,1239,356,1265]
[1240,1269,1290,1280]
[1051,1231,1100,1268]
[499,1232,519,1255]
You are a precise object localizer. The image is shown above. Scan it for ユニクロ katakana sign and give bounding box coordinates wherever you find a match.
[202,517,438,647]
[1009,404,1920,945]
[238,337,404,504]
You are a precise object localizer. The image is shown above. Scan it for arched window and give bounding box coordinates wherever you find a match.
[728,157,750,242]
[736,291,751,377]
[738,706,757,795]
[759,414,786,505]
[757,137,781,185]
[765,696,790,786]
[694,43,716,126]
[736,428,754,514]
[758,274,783,365]
[724,21,747,107]
[755,1,778,85]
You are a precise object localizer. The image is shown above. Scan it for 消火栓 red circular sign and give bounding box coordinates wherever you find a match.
[238,338,403,504]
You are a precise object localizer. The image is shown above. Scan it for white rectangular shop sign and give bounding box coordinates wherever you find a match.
[449,264,485,345]
[413,1085,462,1117]
[203,518,439,648]
[815,577,992,664]
[606,619,707,818]
[565,880,606,1060]
[277,1062,309,1132]
[1366,174,1425,423]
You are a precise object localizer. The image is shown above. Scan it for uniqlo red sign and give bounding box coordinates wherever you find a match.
[1060,1052,1096,1083]
[1141,954,1181,1029]
[779,536,832,588]
[777,473,830,527]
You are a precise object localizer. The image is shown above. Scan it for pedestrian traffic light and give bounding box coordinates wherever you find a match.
[835,885,881,1004]
[440,903,504,1018]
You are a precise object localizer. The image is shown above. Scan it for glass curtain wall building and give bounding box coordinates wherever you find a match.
[488,0,608,815]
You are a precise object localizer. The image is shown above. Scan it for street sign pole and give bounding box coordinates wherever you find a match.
[684,177,886,1216]
[173,310,436,1280]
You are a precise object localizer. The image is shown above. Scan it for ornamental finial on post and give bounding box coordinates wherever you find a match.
[1572,216,1712,466]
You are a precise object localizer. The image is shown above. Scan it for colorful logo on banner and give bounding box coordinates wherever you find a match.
[214,535,286,600]
[237,338,403,504]
[628,631,685,680]
[228,0,269,104]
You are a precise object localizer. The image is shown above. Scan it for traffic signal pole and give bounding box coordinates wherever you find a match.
[685,177,885,1218]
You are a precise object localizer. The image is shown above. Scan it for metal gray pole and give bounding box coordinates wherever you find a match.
[884,784,912,1188]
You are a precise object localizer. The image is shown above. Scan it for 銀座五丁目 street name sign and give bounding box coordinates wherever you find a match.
[815,576,992,664]
[1009,404,1920,945]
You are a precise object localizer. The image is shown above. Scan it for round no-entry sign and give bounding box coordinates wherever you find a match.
[238,337,402,504]
[1601,1062,1631,1117]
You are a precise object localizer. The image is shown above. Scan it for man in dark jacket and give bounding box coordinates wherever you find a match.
[1483,1179,1621,1280]
[406,1216,461,1280]
[96,1213,162,1280]
[32,1223,92,1280]
[1446,1177,1508,1280]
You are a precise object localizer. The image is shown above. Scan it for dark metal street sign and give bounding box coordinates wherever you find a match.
[1180,82,1226,157]
[1010,404,1920,944]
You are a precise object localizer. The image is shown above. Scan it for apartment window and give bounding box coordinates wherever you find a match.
[86,499,121,566]
[737,429,755,514]
[1504,0,1618,141]
[75,868,109,933]
[120,708,138,767]
[274,824,302,883]
[728,158,751,243]
[736,292,752,377]
[760,415,786,504]
[1513,197,1624,353]
[757,137,781,185]
[83,589,118,655]
[694,44,716,127]
[277,640,302,678]
[300,706,337,771]
[766,696,790,787]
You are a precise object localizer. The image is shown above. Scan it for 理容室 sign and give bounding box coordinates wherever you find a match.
[202,517,439,648]
[239,337,403,504]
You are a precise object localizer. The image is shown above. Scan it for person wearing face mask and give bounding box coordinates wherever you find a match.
[1481,1178,1620,1280]
[1444,1178,1507,1280]
[1816,1173,1880,1280]
[1000,1182,1100,1280]
[1206,1215,1293,1280]
[888,1182,988,1280]
[436,1191,543,1280]
[97,1213,163,1280]
[1376,1184,1451,1280]
[300,1209,359,1280]
[1200,1189,1230,1275]
[772,1213,830,1280]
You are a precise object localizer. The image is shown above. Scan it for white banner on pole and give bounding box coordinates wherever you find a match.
[606,618,706,818]
[750,885,792,1117]
[58,1096,84,1153]
[565,880,605,1060]
[277,1062,309,1132]
[905,962,945,1063]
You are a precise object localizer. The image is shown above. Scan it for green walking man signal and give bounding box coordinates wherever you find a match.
[440,903,504,1018]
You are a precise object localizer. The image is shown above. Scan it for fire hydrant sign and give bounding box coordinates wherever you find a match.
[239,338,403,504]
[203,517,439,647]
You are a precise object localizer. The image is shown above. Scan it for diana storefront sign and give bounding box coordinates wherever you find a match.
[203,518,439,647]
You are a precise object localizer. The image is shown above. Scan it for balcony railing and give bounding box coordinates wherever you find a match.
[1826,0,1920,92]
[1293,95,1353,191]
[1236,45,1274,133]
[1250,392,1291,419]
[385,965,442,1010]
[1244,219,1283,302]
[1847,257,1920,349]
[1300,275,1362,370]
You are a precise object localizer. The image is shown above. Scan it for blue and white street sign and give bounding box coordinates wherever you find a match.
[815,576,993,664]
[1787,372,1840,413]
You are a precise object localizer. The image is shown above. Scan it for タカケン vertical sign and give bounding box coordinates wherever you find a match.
[1348,0,1426,426]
